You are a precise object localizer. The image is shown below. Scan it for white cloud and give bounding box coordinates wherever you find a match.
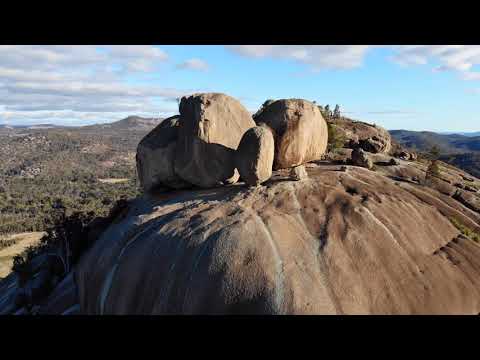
[226,45,372,71]
[0,45,195,125]
[389,45,480,80]
[176,58,209,72]
[227,45,480,82]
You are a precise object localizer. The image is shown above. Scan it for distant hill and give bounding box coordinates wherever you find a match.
[0,124,63,130]
[83,116,164,131]
[390,130,480,154]
[1,116,165,132]
[439,131,480,137]
[0,118,153,236]
[390,129,480,177]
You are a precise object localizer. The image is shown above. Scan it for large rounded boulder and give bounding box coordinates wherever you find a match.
[136,115,189,192]
[235,125,275,186]
[174,93,256,188]
[254,99,328,169]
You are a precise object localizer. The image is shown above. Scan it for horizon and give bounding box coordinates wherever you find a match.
[0,45,479,132]
[1,115,479,135]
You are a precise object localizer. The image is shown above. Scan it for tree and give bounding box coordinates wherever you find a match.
[428,145,441,161]
[324,105,331,119]
[425,159,441,181]
[333,104,341,119]
[425,145,441,183]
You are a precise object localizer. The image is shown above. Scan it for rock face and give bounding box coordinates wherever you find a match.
[395,150,418,161]
[136,116,189,192]
[254,99,328,169]
[331,117,392,154]
[357,136,391,154]
[453,190,480,213]
[72,164,480,315]
[351,148,373,169]
[174,93,256,188]
[235,126,274,186]
[389,158,400,166]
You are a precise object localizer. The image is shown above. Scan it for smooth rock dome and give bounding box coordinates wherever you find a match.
[74,164,480,314]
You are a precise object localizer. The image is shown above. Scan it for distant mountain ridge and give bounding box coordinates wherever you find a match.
[438,131,480,137]
[83,116,164,131]
[390,130,480,154]
[1,116,165,132]
[390,129,480,177]
[0,123,63,130]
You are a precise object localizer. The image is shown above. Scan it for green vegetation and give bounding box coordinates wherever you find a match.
[424,145,442,182]
[450,218,480,243]
[426,160,441,178]
[333,104,341,119]
[428,145,441,161]
[12,210,95,285]
[0,127,145,236]
[323,105,331,119]
[390,130,480,178]
[327,122,346,152]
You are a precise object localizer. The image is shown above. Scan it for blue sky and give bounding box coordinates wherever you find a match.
[0,45,479,132]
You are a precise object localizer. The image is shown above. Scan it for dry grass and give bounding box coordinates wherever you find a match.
[0,232,45,278]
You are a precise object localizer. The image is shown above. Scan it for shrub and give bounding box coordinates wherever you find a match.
[425,159,441,183]
[11,197,130,284]
[327,122,346,152]
[450,218,480,243]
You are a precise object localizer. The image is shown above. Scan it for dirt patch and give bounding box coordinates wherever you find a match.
[98,178,130,184]
[0,232,45,278]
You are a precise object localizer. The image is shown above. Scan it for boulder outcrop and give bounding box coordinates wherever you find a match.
[174,93,256,188]
[136,115,189,192]
[331,117,392,154]
[3,93,480,316]
[395,150,418,161]
[351,148,373,169]
[254,99,328,169]
[235,126,274,186]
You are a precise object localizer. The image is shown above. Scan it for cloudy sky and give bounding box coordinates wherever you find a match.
[1,45,479,131]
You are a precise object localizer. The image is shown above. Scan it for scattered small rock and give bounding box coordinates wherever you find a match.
[351,148,373,170]
[290,165,308,181]
[395,150,417,161]
[389,158,400,166]
[464,185,478,193]
[461,174,475,182]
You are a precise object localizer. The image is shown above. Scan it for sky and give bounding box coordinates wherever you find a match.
[0,45,479,132]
